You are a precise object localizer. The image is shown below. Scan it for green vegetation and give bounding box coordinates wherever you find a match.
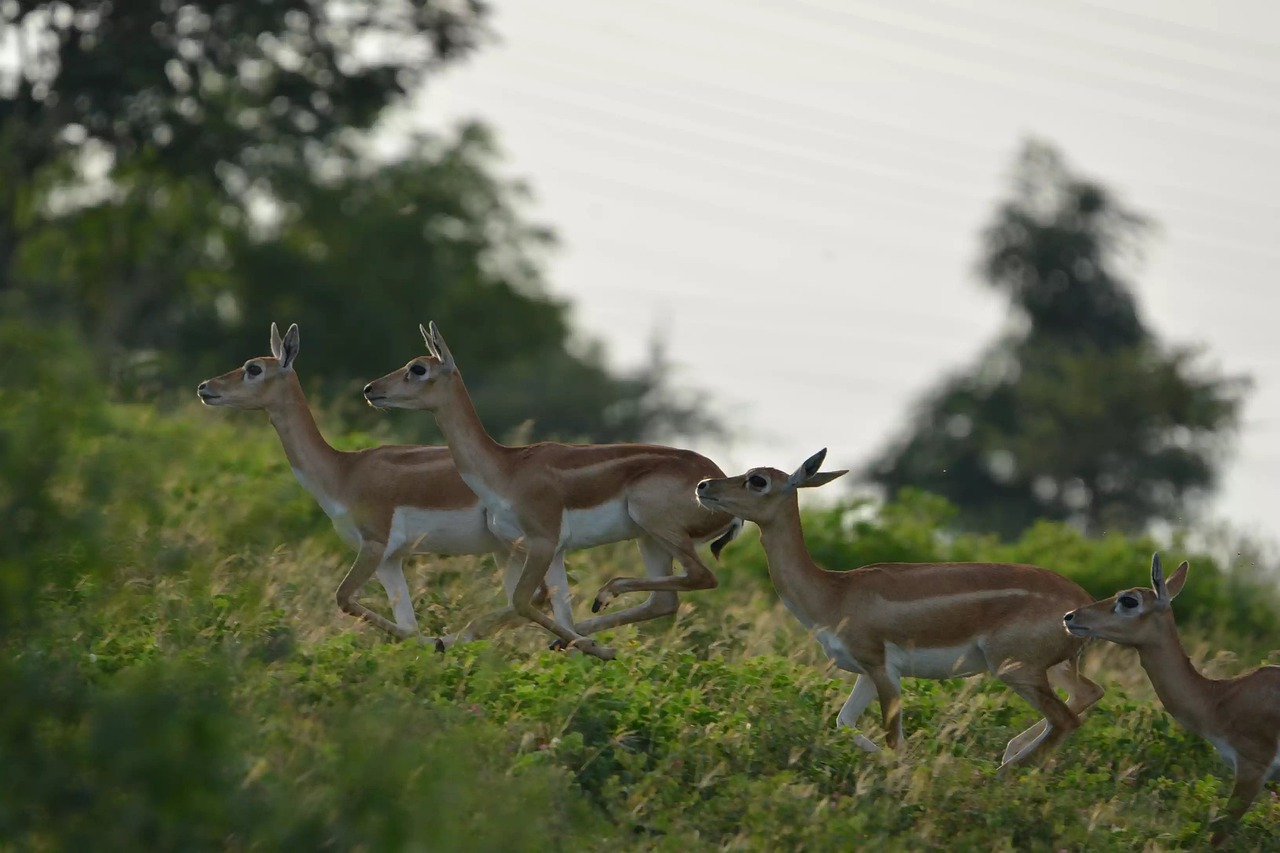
[4,331,1277,850]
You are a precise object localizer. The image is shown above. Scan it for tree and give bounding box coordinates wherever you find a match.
[1,0,488,289]
[865,142,1249,538]
[2,3,719,441]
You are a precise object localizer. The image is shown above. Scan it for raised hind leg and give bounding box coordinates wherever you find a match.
[1003,656,1103,764]
[997,669,1082,768]
[576,533,680,634]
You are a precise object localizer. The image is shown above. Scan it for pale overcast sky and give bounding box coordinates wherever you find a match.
[394,0,1279,538]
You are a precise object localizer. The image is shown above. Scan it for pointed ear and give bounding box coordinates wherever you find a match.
[797,470,848,489]
[279,323,300,371]
[1165,560,1189,600]
[1150,552,1168,602]
[270,322,284,360]
[420,323,437,356]
[427,321,456,369]
[785,448,829,490]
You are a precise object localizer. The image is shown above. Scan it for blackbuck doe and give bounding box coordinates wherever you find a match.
[197,323,567,647]
[1065,554,1280,845]
[362,321,740,661]
[695,449,1104,767]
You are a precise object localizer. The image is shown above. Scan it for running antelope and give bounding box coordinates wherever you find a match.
[695,449,1103,767]
[362,321,740,661]
[1064,554,1280,845]
[197,323,571,647]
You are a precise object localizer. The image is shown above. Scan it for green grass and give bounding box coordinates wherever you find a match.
[2,350,1278,850]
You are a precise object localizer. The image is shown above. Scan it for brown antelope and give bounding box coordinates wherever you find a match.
[197,322,571,648]
[694,449,1104,767]
[361,321,741,661]
[1064,554,1280,845]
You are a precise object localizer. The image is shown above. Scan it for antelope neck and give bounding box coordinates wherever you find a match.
[1134,618,1217,736]
[265,376,342,485]
[755,500,837,627]
[430,374,506,483]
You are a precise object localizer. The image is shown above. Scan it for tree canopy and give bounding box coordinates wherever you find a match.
[865,142,1249,538]
[1,1,715,442]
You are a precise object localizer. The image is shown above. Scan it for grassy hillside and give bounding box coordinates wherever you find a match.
[3,331,1278,850]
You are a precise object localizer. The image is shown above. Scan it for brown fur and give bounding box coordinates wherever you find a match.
[696,456,1102,767]
[1065,556,1280,844]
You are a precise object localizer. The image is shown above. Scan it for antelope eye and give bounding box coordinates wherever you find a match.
[409,364,427,377]
[747,474,768,489]
[246,363,263,377]
[1118,594,1140,609]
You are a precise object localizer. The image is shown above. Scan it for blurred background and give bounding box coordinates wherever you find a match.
[2,0,1276,542]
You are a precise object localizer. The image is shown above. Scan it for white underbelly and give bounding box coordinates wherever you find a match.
[560,501,640,550]
[885,641,988,679]
[387,506,498,556]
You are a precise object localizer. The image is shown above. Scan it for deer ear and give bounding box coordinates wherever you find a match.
[427,321,456,369]
[420,323,436,355]
[1164,560,1189,600]
[797,470,848,489]
[785,448,829,490]
[270,322,284,360]
[1151,552,1168,602]
[279,324,300,371]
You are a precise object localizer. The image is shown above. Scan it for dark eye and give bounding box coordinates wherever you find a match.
[1118,594,1140,609]
[409,364,427,376]
[747,474,768,489]
[246,363,262,377]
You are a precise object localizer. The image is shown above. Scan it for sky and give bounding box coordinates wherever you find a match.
[393,0,1279,538]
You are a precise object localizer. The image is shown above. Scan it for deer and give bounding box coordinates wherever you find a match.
[694,448,1104,767]
[361,321,741,661]
[197,322,572,648]
[1064,554,1280,845]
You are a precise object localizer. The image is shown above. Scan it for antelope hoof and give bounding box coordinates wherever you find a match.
[851,734,880,753]
[419,635,447,654]
[591,588,615,613]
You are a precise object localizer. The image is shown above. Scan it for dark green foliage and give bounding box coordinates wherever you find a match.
[3,374,1277,850]
[867,142,1249,538]
[1,3,716,442]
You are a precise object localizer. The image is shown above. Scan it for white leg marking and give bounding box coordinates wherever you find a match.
[374,560,419,633]
[837,675,881,753]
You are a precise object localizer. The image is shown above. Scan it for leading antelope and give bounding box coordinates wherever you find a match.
[197,323,571,647]
[362,322,741,661]
[695,449,1103,767]
[1064,554,1280,845]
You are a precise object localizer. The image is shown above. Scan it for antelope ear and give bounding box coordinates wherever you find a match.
[785,448,829,490]
[1150,552,1168,602]
[427,321,456,370]
[270,322,284,360]
[798,470,848,489]
[420,323,436,355]
[279,324,300,371]
[1165,560,1189,600]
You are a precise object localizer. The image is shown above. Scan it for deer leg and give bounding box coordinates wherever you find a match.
[997,671,1081,768]
[336,542,418,642]
[867,666,905,750]
[836,675,882,753]
[373,558,420,634]
[592,533,716,613]
[577,534,679,634]
[512,539,614,661]
[1210,757,1269,847]
[1004,657,1103,764]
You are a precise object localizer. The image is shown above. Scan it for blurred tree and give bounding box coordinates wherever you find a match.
[0,0,488,292]
[1,2,718,440]
[865,141,1249,538]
